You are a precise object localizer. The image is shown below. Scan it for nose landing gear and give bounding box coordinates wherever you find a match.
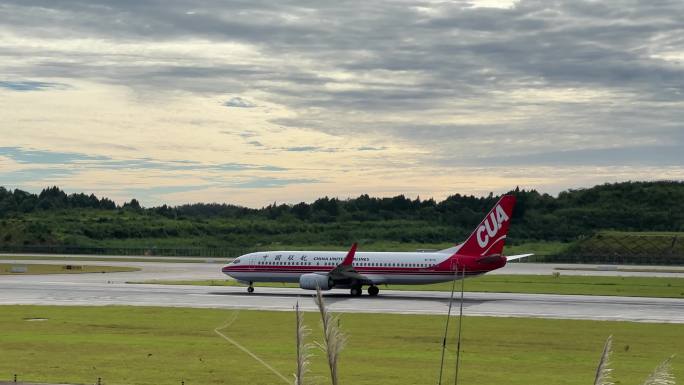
[247,282,254,293]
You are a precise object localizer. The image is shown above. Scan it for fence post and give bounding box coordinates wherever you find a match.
[13,373,17,383]
[97,377,102,385]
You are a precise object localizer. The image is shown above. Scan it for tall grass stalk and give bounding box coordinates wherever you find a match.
[315,287,347,385]
[437,271,458,385]
[294,301,313,385]
[593,335,614,385]
[641,355,676,385]
[454,266,466,385]
[214,314,290,384]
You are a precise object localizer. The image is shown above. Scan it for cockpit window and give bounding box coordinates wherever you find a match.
[232,259,241,264]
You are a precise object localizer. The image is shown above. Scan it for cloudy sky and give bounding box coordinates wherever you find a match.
[1,0,683,207]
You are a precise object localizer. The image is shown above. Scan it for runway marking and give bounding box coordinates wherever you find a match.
[214,312,291,384]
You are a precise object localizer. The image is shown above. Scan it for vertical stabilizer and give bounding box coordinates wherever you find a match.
[456,195,516,257]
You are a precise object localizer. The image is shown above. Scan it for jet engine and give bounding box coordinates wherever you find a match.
[299,273,332,290]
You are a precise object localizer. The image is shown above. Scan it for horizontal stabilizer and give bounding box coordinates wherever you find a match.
[505,253,533,261]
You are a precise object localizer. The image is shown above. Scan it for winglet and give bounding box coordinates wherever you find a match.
[340,243,357,266]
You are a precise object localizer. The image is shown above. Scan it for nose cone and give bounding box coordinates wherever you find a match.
[222,256,242,274]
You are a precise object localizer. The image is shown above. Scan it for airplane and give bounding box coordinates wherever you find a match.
[222,194,532,296]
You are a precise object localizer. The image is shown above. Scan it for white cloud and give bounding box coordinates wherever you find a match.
[0,0,682,206]
[223,96,256,108]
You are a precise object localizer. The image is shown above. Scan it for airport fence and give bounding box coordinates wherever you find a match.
[519,233,683,265]
[519,253,684,265]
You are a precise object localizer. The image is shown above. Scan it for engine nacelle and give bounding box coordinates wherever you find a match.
[299,273,332,290]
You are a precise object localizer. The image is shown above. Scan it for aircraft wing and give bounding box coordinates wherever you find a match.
[328,243,371,283]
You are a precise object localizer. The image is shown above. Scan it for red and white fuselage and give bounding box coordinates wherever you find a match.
[222,195,529,295]
[222,250,505,285]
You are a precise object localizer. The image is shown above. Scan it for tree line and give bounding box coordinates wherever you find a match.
[0,181,682,247]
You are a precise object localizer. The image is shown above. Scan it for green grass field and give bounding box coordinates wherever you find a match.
[129,274,684,298]
[0,263,139,275]
[0,306,681,385]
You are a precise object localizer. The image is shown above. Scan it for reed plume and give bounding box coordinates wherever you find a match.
[315,287,347,385]
[593,335,614,385]
[641,355,676,385]
[294,301,313,385]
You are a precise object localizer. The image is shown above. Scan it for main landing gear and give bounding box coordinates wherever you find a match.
[349,285,380,296]
[367,285,379,297]
[247,282,254,293]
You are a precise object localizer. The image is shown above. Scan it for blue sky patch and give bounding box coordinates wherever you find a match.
[0,81,65,91]
[0,147,286,173]
[0,147,109,164]
[0,168,77,185]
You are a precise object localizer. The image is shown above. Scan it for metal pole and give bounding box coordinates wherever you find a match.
[437,267,458,385]
[454,265,466,385]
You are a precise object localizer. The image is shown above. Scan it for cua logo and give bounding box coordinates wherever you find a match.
[476,205,510,248]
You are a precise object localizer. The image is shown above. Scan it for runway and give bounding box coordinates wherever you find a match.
[1,258,683,323]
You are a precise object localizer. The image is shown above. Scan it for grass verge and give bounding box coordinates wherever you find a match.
[129,274,684,298]
[0,306,681,385]
[0,263,139,275]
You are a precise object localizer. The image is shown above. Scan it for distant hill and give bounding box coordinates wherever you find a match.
[0,181,682,252]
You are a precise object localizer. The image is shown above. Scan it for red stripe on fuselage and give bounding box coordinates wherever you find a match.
[222,265,487,275]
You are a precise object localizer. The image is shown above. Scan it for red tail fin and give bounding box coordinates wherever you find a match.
[457,195,516,257]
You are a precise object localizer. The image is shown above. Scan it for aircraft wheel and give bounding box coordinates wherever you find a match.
[350,286,362,296]
[367,285,379,296]
[247,286,254,294]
